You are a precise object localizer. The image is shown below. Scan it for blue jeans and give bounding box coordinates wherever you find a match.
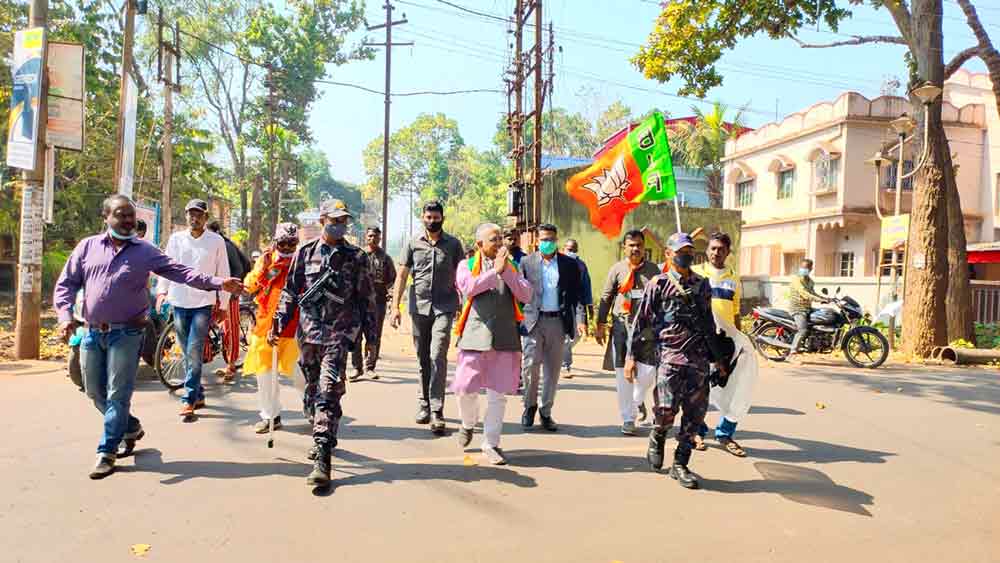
[698,417,738,440]
[173,305,212,405]
[81,327,144,455]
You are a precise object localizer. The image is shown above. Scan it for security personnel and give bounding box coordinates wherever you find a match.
[271,199,378,487]
[626,232,728,490]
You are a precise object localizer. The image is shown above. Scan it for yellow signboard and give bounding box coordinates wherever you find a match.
[880,214,910,249]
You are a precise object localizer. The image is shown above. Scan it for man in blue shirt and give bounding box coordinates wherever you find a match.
[561,238,592,378]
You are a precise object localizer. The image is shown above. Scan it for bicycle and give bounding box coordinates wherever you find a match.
[154,305,250,391]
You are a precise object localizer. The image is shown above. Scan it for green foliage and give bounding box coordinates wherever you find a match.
[973,322,1000,349]
[362,113,464,221]
[42,244,71,295]
[300,148,365,219]
[669,102,746,207]
[632,0,852,97]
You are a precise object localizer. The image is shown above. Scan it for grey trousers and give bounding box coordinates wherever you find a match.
[562,330,581,368]
[411,312,454,413]
[790,312,810,354]
[522,316,565,417]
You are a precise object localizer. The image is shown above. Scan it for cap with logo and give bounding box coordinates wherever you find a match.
[184,198,209,213]
[319,199,352,219]
[667,232,695,251]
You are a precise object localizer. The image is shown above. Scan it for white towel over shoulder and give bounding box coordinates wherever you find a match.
[709,314,759,423]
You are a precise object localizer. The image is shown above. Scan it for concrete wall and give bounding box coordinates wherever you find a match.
[742,275,899,317]
[541,166,743,301]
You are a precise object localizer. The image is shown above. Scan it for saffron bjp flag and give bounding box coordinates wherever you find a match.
[565,112,676,237]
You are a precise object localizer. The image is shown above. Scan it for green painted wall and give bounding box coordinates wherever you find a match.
[540,165,743,301]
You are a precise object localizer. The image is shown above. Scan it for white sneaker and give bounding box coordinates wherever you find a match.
[89,453,116,479]
[366,370,380,380]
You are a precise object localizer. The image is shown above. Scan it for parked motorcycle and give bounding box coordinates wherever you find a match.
[750,288,889,369]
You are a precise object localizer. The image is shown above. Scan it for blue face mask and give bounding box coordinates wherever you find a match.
[539,240,558,255]
[799,268,811,277]
[108,227,137,241]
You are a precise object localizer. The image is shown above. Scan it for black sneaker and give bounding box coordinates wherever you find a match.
[540,415,558,432]
[415,406,431,425]
[431,412,446,435]
[89,454,116,479]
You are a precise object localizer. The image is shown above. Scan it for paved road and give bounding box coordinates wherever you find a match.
[1,329,997,563]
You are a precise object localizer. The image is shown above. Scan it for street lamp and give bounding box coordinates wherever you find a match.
[865,82,943,351]
[865,151,886,220]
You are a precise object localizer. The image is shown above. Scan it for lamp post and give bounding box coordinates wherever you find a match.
[866,82,942,351]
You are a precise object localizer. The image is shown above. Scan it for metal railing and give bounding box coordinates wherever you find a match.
[972,281,1000,324]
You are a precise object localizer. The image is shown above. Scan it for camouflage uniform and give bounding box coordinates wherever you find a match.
[630,269,720,468]
[351,247,396,375]
[273,237,377,449]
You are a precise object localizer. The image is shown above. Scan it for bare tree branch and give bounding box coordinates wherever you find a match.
[788,34,907,49]
[882,1,915,49]
[945,45,981,78]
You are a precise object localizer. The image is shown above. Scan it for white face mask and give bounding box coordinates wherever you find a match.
[564,251,577,259]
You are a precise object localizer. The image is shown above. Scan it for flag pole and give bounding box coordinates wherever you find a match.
[672,194,682,233]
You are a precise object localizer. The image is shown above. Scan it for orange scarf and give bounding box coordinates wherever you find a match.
[454,251,525,337]
[619,261,644,314]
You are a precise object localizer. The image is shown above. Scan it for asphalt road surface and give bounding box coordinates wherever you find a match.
[1,329,997,563]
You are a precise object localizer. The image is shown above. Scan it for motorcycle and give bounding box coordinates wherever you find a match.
[750,287,889,369]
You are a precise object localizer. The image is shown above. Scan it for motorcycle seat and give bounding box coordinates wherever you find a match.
[758,307,792,320]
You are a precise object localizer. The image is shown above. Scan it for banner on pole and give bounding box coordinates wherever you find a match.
[118,73,138,197]
[46,41,86,151]
[880,214,910,250]
[6,27,47,170]
[43,145,55,223]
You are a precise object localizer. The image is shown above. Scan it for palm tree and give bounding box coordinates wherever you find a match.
[669,103,746,208]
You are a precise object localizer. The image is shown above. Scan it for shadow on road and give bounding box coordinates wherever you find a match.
[733,430,895,464]
[788,364,1000,416]
[702,461,874,516]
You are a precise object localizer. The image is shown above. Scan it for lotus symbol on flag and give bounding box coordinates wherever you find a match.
[582,156,630,208]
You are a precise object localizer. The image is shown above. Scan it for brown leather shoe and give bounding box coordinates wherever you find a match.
[179,403,195,417]
[193,399,206,410]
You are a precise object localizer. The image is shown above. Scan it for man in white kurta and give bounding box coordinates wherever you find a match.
[450,223,533,465]
[156,199,230,416]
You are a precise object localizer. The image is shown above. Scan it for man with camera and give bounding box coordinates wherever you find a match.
[271,199,378,487]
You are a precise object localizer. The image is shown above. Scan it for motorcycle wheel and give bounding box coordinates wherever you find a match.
[842,326,889,369]
[753,321,792,362]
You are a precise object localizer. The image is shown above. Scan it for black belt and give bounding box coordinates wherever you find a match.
[540,311,561,318]
[85,316,149,333]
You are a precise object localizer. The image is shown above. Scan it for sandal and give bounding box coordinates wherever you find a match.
[692,434,707,451]
[719,437,747,457]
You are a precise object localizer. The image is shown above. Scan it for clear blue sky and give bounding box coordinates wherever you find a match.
[305,0,1000,237]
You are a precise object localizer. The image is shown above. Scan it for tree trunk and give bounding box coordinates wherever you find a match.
[248,174,264,253]
[707,170,723,208]
[946,182,973,342]
[234,159,248,252]
[902,0,952,357]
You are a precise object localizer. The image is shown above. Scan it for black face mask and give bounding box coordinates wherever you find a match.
[673,254,695,269]
[424,220,443,233]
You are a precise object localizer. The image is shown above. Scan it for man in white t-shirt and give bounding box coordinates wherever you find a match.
[156,199,231,418]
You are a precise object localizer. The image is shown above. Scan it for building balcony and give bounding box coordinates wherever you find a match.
[878,186,913,215]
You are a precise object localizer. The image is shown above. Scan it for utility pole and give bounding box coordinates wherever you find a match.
[14,0,48,360]
[505,0,549,243]
[265,67,277,241]
[364,2,411,239]
[113,0,136,190]
[157,9,180,244]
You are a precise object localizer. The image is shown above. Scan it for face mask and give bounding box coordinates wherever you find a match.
[108,227,137,241]
[673,254,695,269]
[564,251,577,259]
[538,240,558,255]
[799,268,811,277]
[277,251,295,259]
[424,220,443,233]
[324,223,348,240]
